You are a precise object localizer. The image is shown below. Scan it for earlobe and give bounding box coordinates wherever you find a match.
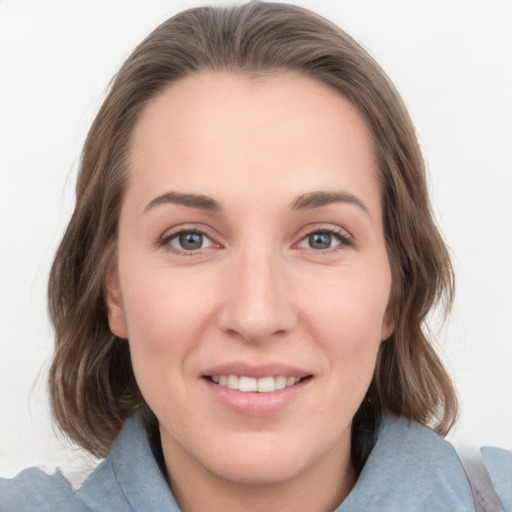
[104,267,128,339]
[381,323,394,342]
[381,306,396,342]
[382,279,398,341]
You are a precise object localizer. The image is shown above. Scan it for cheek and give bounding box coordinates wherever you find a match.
[117,261,225,398]
[304,265,391,384]
[305,264,391,339]
[122,277,205,355]
[118,240,209,335]
[120,275,209,418]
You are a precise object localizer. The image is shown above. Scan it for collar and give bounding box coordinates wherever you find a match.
[78,414,474,512]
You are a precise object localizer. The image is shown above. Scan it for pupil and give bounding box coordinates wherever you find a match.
[309,233,331,249]
[179,233,203,250]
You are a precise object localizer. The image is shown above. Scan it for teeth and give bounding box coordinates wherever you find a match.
[211,375,302,392]
[274,376,287,390]
[257,376,275,393]
[239,376,258,392]
[227,375,239,390]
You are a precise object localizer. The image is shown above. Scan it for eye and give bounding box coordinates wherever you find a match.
[297,230,349,250]
[166,231,214,251]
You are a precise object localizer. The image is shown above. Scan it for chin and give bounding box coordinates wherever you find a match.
[197,429,339,487]
[210,451,312,486]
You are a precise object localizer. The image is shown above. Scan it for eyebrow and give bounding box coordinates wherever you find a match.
[144,190,369,215]
[291,191,369,214]
[144,191,222,213]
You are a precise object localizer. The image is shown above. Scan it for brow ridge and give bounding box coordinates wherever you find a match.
[145,190,368,215]
[144,191,221,213]
[291,191,369,213]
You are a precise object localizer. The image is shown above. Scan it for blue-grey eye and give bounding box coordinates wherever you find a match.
[179,233,203,250]
[297,231,344,250]
[308,232,333,249]
[168,232,213,251]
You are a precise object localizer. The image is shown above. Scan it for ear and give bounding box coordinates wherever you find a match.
[381,297,397,342]
[380,317,395,342]
[104,266,128,339]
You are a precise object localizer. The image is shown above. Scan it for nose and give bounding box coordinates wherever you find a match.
[217,245,297,343]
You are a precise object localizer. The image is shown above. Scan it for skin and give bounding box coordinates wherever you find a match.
[106,72,394,512]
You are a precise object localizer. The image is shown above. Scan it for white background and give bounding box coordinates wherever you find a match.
[1,0,511,479]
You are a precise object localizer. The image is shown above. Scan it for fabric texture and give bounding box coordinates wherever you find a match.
[453,443,505,512]
[481,447,512,512]
[1,414,510,511]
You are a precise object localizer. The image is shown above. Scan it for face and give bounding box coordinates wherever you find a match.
[106,72,393,490]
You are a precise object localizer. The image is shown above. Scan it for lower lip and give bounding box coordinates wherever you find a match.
[202,378,311,417]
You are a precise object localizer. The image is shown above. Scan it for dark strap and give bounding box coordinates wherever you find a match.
[452,443,504,512]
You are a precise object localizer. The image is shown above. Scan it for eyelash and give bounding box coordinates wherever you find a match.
[158,226,352,255]
[298,227,352,253]
[158,228,215,255]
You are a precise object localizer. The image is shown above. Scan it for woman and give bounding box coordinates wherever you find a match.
[1,2,510,511]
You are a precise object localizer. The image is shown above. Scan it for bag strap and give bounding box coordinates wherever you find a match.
[452,442,504,512]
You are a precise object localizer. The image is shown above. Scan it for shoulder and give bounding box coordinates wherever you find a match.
[481,446,512,511]
[75,415,179,511]
[0,415,180,512]
[340,416,512,512]
[0,467,81,512]
[339,416,475,512]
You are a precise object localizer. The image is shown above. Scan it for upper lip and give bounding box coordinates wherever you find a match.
[202,362,312,379]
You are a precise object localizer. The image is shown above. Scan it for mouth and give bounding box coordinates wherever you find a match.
[201,365,313,415]
[204,374,312,393]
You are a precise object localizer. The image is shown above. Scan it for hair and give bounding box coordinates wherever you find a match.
[48,1,457,459]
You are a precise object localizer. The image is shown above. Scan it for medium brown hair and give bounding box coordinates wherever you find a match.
[48,1,457,458]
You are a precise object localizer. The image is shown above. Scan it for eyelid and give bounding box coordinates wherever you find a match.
[156,223,353,255]
[169,231,214,250]
[294,224,353,250]
[157,224,222,254]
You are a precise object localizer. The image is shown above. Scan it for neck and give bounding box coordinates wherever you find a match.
[162,433,357,512]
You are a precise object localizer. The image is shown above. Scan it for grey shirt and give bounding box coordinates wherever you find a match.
[1,415,510,511]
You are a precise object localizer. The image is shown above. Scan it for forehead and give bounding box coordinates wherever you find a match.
[127,71,380,214]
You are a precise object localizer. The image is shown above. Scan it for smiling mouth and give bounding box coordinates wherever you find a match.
[205,375,312,393]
